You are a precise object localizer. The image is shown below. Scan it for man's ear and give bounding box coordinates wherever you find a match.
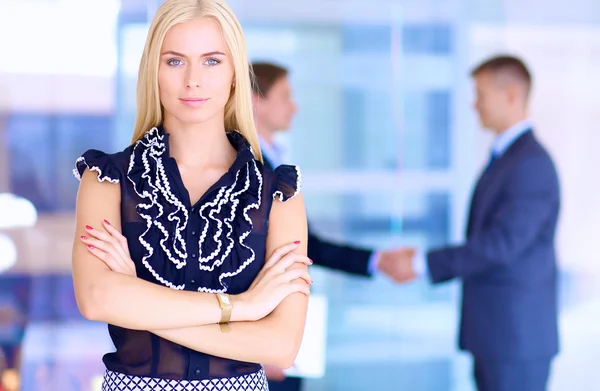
[505,82,524,105]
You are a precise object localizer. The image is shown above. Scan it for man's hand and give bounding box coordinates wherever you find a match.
[377,247,417,283]
[263,364,287,381]
[0,306,20,327]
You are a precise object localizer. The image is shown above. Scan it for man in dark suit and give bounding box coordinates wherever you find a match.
[251,62,409,391]
[385,55,561,391]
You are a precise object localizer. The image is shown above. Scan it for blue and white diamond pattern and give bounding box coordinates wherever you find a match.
[102,368,269,391]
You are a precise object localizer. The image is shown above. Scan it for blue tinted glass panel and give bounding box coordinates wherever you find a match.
[6,114,113,212]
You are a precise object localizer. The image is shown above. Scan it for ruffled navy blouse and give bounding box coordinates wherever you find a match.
[73,126,301,380]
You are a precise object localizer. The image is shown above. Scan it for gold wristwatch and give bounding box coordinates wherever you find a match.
[216,293,233,332]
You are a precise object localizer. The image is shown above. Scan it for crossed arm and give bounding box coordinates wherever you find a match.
[72,170,309,367]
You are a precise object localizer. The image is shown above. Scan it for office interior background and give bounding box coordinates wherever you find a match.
[0,0,599,389]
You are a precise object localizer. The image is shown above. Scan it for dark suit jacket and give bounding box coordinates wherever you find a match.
[427,130,560,359]
[262,156,373,277]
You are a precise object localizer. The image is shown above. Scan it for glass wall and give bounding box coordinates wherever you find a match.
[234,4,471,388]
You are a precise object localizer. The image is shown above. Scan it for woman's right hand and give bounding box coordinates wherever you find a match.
[234,241,312,322]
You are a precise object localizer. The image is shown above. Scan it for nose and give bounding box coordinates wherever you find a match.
[186,67,201,89]
[186,79,199,89]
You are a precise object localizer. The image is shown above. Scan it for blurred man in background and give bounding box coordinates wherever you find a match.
[251,61,413,391]
[387,55,560,391]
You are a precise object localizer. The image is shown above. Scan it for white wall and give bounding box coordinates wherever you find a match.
[0,74,114,114]
[0,0,118,113]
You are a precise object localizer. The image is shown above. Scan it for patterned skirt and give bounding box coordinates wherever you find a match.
[102,368,269,391]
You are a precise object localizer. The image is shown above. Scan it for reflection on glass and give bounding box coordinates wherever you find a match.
[0,235,17,274]
[0,194,38,229]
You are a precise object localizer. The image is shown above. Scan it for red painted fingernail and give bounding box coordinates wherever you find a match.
[87,245,94,249]
[294,241,300,245]
[309,259,313,264]
[104,219,110,225]
[85,225,93,230]
[80,236,87,240]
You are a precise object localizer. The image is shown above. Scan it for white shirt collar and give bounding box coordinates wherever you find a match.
[258,135,285,167]
[492,118,532,157]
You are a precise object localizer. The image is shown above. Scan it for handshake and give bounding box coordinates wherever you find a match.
[376,247,421,283]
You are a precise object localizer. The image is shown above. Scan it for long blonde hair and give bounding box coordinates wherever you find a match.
[131,0,262,161]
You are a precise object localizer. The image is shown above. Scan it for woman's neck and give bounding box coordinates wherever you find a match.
[163,114,235,169]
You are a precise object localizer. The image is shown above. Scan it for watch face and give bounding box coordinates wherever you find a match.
[221,295,230,305]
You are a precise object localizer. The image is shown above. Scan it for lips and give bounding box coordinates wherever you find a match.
[180,98,209,107]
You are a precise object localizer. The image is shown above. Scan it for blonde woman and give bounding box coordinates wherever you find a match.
[71,0,310,390]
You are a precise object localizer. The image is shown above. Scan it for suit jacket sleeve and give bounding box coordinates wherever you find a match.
[427,155,559,284]
[264,156,373,277]
[307,225,373,277]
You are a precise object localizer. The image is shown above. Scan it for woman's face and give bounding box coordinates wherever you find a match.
[158,17,234,127]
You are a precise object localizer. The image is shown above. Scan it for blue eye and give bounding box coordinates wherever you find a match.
[167,58,183,67]
[205,58,221,66]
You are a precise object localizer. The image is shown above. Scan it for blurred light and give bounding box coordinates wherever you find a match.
[91,374,103,391]
[0,193,38,228]
[0,234,17,273]
[0,0,120,76]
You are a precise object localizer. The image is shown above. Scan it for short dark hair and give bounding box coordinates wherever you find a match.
[471,55,532,95]
[250,62,289,97]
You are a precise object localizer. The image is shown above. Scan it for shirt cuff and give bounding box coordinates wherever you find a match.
[368,251,380,275]
[413,250,428,277]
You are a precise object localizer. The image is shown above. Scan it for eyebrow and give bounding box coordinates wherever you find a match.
[160,50,226,57]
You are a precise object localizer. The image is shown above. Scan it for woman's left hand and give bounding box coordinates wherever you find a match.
[80,219,137,277]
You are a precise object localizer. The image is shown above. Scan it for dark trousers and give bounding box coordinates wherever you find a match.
[474,358,552,391]
[267,377,302,391]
